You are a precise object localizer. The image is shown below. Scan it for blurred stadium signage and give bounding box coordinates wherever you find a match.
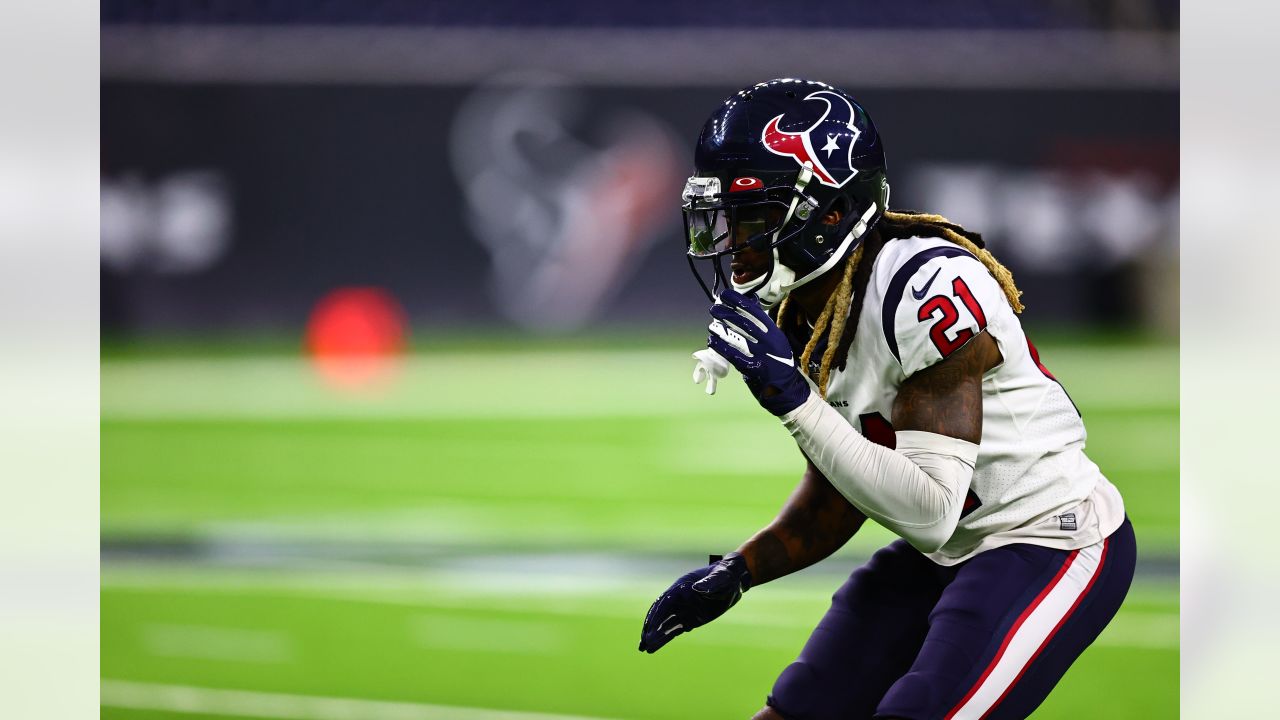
[101,81,1176,334]
[449,76,682,331]
[101,170,232,274]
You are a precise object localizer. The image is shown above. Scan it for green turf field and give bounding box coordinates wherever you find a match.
[101,336,1178,719]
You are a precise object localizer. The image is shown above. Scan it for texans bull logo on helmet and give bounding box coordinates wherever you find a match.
[761,90,863,188]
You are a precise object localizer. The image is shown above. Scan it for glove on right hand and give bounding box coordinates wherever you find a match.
[638,552,752,654]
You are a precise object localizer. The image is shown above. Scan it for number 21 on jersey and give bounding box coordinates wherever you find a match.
[917,277,986,357]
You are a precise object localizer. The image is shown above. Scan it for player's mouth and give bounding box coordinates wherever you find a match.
[726,231,775,285]
[731,262,766,285]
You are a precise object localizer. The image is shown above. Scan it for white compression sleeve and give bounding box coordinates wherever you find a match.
[780,392,980,553]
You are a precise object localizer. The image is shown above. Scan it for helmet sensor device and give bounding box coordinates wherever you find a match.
[682,79,890,308]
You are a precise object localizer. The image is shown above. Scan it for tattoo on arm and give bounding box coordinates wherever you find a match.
[747,531,791,584]
[739,460,866,585]
[892,331,1000,443]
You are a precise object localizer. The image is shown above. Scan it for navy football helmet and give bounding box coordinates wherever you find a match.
[683,79,889,308]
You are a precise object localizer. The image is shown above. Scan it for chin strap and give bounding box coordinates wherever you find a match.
[732,200,879,310]
[731,246,795,310]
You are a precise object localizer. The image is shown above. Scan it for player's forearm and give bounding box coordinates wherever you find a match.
[739,525,854,586]
[737,466,866,585]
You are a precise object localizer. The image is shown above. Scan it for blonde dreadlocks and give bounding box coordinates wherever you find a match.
[775,210,1024,398]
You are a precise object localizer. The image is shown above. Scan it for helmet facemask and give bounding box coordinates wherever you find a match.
[683,163,882,310]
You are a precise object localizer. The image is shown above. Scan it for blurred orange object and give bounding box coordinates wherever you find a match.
[305,286,407,390]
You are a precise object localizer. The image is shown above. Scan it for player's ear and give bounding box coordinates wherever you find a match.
[822,209,844,225]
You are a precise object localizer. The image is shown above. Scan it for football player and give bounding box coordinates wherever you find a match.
[638,79,1136,720]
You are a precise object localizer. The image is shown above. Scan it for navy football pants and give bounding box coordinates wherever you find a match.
[767,518,1136,720]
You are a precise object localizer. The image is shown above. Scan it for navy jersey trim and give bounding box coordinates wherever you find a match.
[882,245,976,364]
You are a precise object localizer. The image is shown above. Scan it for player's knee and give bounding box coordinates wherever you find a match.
[750,705,788,720]
[768,660,822,718]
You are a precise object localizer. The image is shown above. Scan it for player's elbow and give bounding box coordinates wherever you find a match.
[891,480,963,553]
[882,472,963,553]
[906,537,945,554]
[900,518,957,554]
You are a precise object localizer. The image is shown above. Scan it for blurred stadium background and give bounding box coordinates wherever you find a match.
[101,2,1178,718]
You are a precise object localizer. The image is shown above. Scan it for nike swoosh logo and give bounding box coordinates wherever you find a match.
[911,267,942,300]
[765,353,795,367]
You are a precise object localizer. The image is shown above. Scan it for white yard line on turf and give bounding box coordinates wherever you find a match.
[101,680,622,720]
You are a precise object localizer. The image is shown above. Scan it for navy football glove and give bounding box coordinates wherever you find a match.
[638,552,752,654]
[706,289,813,416]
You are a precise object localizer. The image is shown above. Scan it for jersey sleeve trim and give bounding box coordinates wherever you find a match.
[881,245,978,364]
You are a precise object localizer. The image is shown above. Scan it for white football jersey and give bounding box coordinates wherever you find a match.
[813,235,1125,565]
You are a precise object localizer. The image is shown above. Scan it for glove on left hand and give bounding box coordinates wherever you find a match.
[638,552,752,654]
[706,289,813,416]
